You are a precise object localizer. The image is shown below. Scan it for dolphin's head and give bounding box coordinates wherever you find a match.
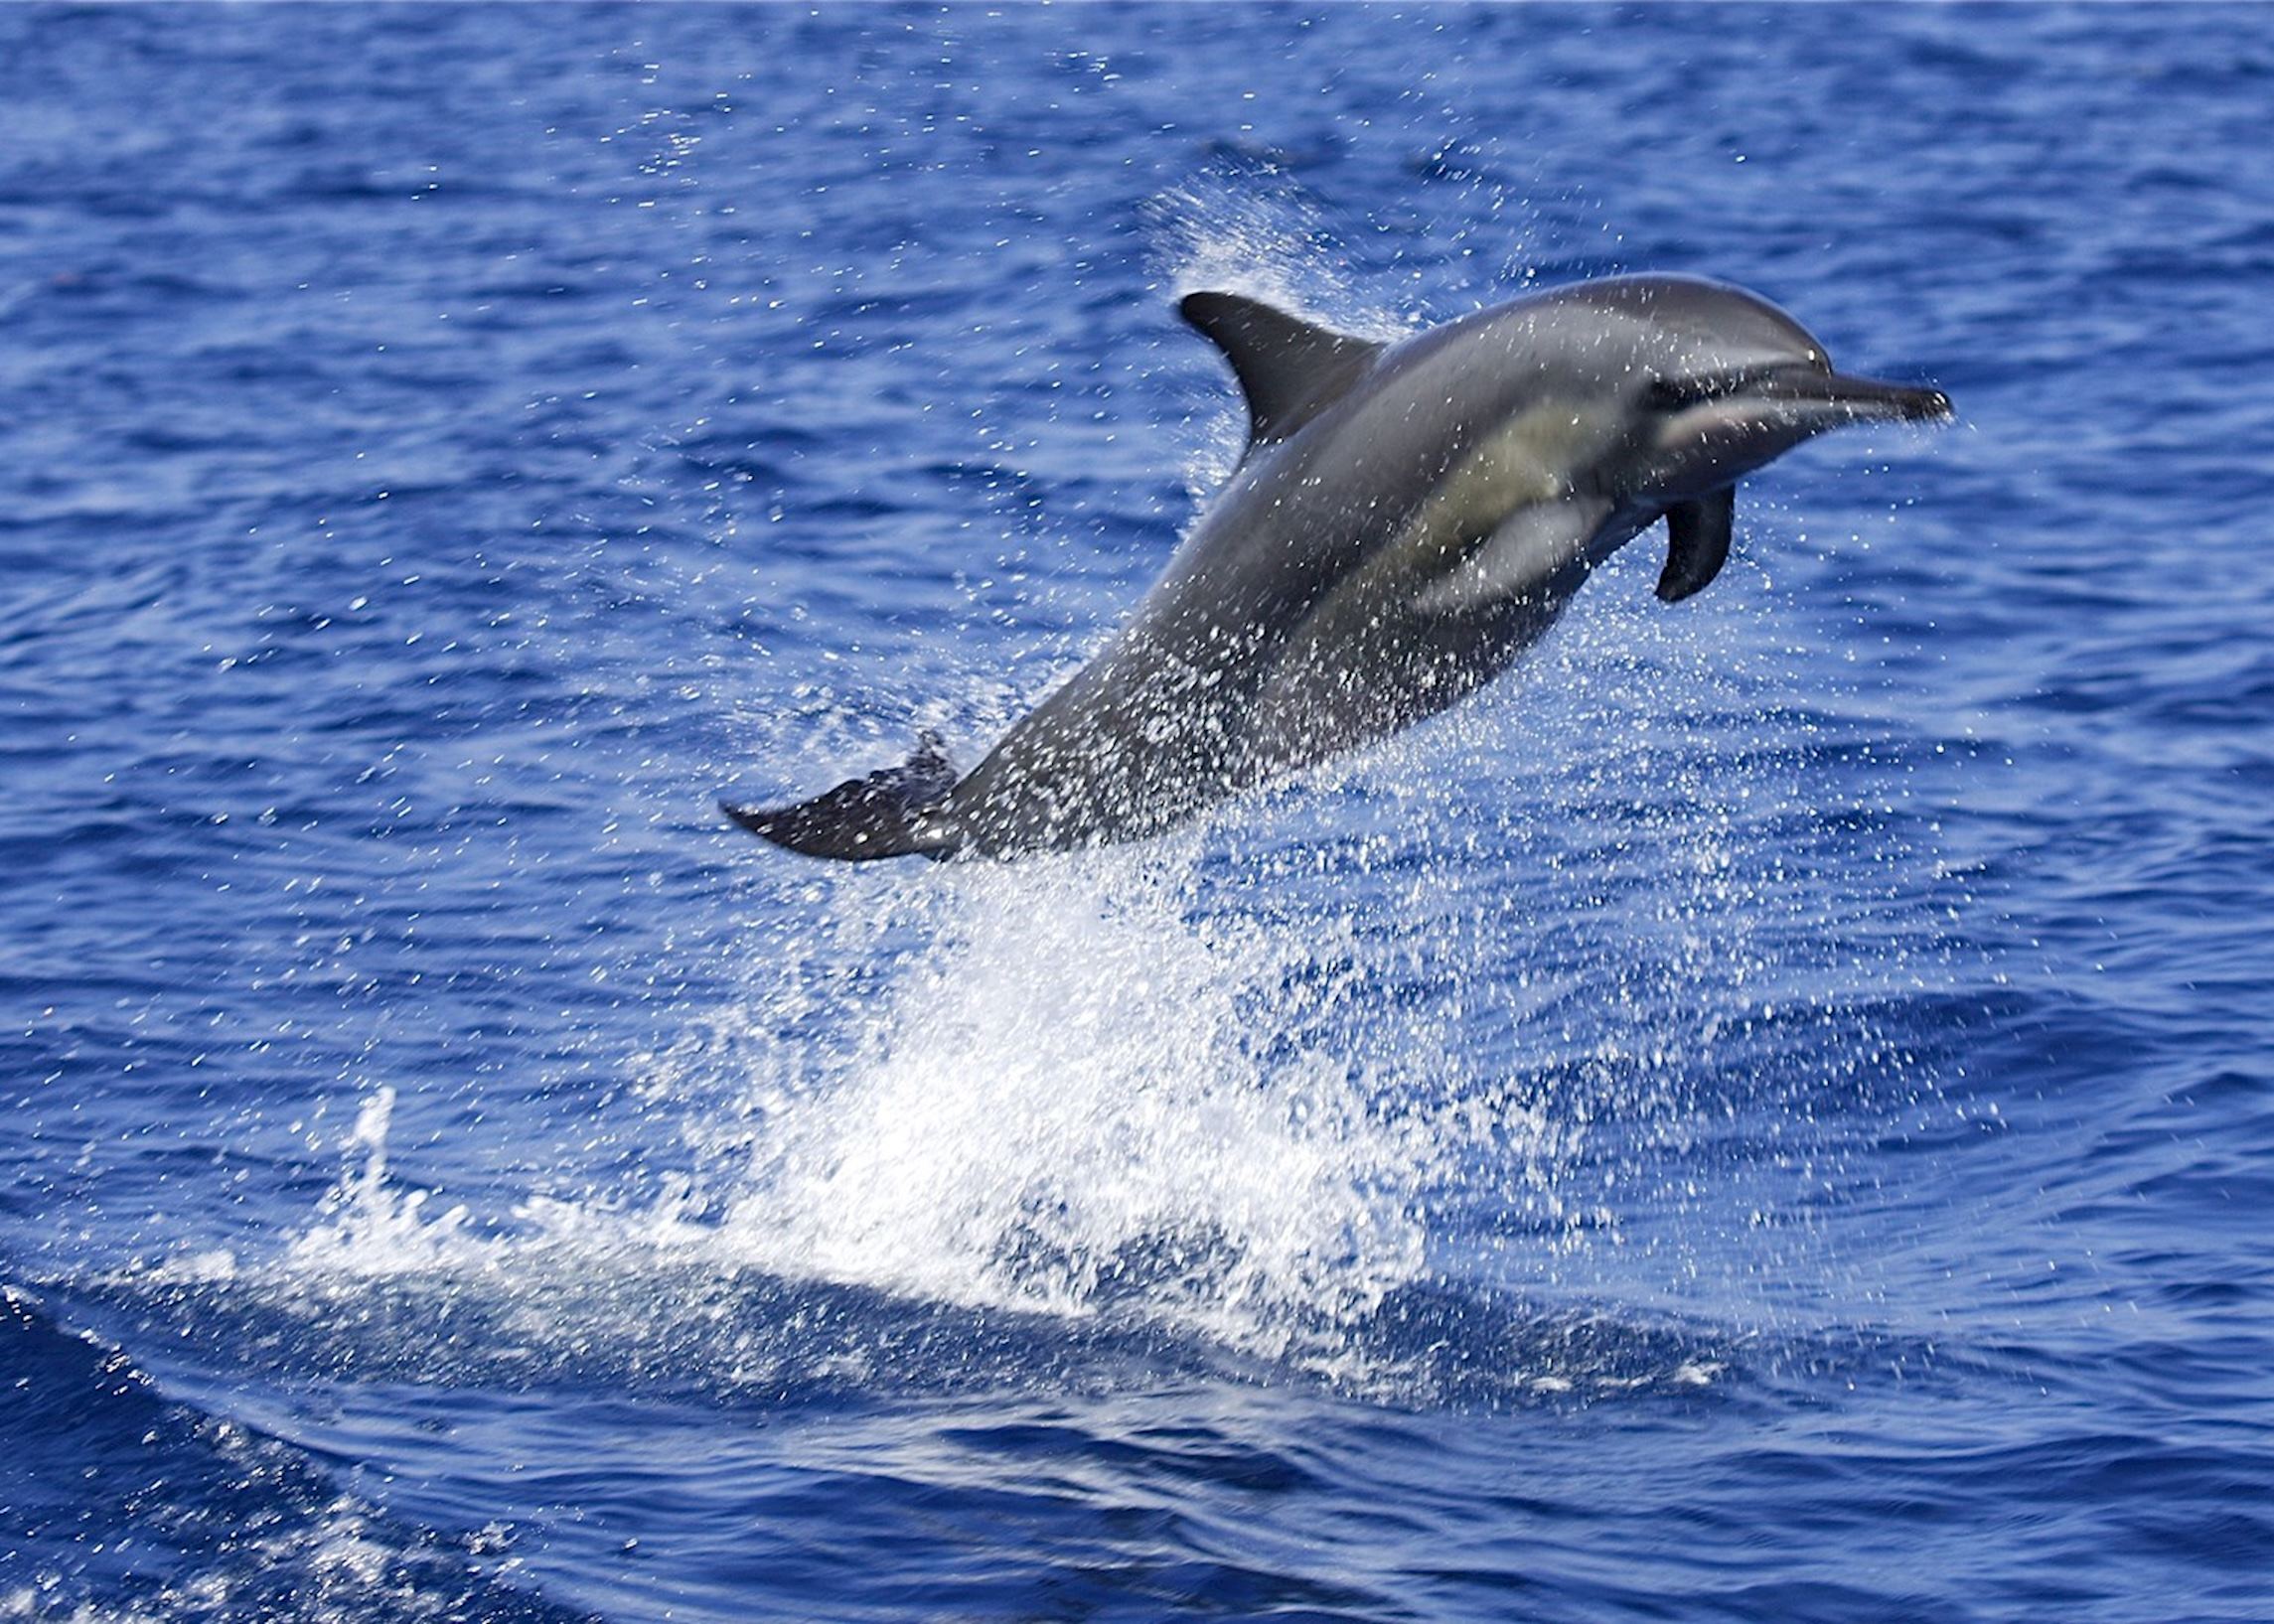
[1562,275,1952,506]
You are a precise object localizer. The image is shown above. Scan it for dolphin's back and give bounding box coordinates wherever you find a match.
[888,299,1610,854]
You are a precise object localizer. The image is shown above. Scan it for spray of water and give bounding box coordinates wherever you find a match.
[285,1088,476,1276]
[701,848,1442,1350]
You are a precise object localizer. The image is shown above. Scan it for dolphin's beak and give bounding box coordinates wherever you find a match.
[1743,368,1953,427]
[1651,366,1952,500]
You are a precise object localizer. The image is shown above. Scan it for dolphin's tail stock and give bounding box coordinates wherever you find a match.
[722,731,964,861]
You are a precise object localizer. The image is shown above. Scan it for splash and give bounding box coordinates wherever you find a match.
[704,846,1440,1351]
[262,837,1459,1366]
[284,1087,478,1276]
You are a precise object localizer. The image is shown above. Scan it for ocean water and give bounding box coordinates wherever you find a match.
[3,4,2271,1620]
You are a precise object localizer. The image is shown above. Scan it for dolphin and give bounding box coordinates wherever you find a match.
[724,274,1949,860]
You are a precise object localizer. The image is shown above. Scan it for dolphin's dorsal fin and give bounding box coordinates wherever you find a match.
[1179,291,1382,455]
[1656,486,1736,603]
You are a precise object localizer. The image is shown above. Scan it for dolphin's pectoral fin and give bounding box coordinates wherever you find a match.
[1656,487,1736,603]
[722,731,963,861]
[1178,291,1383,455]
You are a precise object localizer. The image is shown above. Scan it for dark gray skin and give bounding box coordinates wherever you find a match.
[726,275,1950,860]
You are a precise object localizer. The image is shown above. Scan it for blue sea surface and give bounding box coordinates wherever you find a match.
[4,5,2271,1620]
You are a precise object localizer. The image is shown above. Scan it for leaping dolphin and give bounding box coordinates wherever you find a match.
[725,274,1950,860]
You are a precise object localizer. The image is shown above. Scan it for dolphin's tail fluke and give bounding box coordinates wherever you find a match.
[722,732,963,861]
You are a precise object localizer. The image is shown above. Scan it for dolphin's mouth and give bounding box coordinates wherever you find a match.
[1659,366,1952,467]
[1742,367,1954,425]
[1649,364,1952,499]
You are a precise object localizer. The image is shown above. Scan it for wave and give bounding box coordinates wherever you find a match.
[0,1287,587,1624]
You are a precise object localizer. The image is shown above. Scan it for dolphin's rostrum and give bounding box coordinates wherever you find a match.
[725,274,1950,860]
